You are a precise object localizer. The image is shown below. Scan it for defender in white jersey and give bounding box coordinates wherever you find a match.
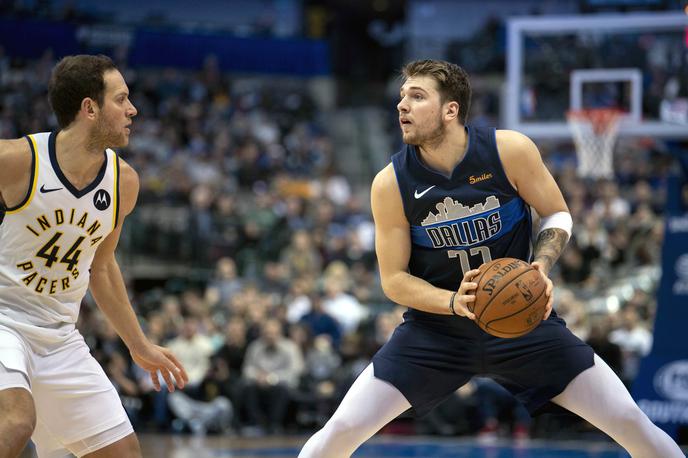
[0,55,188,458]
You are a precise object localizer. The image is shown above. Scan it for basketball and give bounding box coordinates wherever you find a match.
[469,258,548,338]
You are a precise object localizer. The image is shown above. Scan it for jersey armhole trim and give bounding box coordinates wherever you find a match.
[113,154,120,230]
[5,135,39,214]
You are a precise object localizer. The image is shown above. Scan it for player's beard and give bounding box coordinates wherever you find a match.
[90,115,128,151]
[402,113,446,148]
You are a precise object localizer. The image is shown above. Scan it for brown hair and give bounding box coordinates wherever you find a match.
[401,59,471,124]
[48,54,117,128]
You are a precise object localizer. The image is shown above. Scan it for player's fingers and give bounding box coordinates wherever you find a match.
[150,371,161,392]
[168,365,186,389]
[459,294,475,304]
[545,290,554,317]
[460,282,477,293]
[544,299,553,320]
[459,304,476,321]
[456,295,476,320]
[161,368,176,393]
[164,351,189,386]
[172,366,187,389]
[464,269,481,281]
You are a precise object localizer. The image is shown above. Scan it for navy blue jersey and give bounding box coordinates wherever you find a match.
[391,125,532,293]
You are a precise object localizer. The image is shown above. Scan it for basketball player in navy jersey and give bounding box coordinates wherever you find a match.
[299,60,683,457]
[0,55,188,457]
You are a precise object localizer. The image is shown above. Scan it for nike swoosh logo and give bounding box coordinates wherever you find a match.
[414,185,436,199]
[40,185,63,193]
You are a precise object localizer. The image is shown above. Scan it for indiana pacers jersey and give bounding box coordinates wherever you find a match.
[392,126,532,296]
[0,131,119,349]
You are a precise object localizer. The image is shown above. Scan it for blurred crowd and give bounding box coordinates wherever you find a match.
[0,54,675,439]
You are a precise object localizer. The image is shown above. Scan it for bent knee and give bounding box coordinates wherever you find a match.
[325,416,359,437]
[611,404,653,434]
[302,423,358,458]
[80,431,140,457]
[1,400,36,446]
[5,417,35,447]
[318,415,370,447]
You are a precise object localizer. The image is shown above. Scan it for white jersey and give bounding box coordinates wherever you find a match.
[0,131,119,351]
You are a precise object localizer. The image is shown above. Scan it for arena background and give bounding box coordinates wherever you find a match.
[1,0,688,456]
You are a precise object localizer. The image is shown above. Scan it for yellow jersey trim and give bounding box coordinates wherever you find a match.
[113,153,120,230]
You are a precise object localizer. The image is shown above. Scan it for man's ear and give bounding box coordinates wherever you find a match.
[445,101,459,121]
[81,98,99,120]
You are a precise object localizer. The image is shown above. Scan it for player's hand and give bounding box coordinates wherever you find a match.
[454,269,481,320]
[130,342,189,392]
[530,262,553,319]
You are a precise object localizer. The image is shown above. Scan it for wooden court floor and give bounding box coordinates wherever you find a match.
[22,434,631,458]
[20,433,687,457]
[137,434,630,457]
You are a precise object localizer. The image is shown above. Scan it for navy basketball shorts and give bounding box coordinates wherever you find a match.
[372,311,594,417]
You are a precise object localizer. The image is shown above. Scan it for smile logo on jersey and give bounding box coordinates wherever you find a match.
[420,196,502,248]
[93,189,111,211]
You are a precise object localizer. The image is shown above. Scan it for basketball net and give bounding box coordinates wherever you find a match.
[566,109,621,179]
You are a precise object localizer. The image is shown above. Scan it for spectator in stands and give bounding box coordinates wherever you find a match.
[321,262,368,335]
[285,275,317,323]
[586,316,624,377]
[609,307,653,386]
[166,317,215,396]
[300,294,342,349]
[205,257,244,309]
[242,318,304,434]
[281,229,323,280]
[202,318,248,428]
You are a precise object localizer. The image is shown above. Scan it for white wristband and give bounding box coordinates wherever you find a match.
[538,211,572,240]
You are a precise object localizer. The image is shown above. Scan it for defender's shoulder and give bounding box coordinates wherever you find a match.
[114,156,139,217]
[0,138,33,162]
[116,156,139,188]
[0,138,33,183]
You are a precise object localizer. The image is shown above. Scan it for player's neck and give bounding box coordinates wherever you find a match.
[55,128,107,189]
[418,124,468,176]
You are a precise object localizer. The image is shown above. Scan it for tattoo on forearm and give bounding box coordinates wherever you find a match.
[533,228,569,274]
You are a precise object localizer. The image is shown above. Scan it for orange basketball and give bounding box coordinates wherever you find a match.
[469,258,547,338]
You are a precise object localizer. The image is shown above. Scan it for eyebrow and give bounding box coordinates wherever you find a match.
[400,86,429,95]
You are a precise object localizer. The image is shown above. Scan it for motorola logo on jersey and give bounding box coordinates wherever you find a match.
[421,195,502,248]
[93,189,111,211]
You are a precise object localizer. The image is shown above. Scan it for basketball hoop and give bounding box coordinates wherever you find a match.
[566,109,621,179]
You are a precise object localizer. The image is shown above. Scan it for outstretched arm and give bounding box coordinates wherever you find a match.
[89,160,188,392]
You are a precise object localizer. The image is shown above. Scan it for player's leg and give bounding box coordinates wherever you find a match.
[552,354,683,457]
[0,326,36,458]
[70,427,140,457]
[298,364,411,458]
[0,387,36,458]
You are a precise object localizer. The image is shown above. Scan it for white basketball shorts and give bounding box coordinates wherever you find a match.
[0,323,133,456]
